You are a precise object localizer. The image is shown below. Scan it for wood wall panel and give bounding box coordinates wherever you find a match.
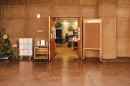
[0,0,99,5]
[28,6,51,17]
[117,38,129,57]
[66,7,80,17]
[53,7,65,17]
[99,0,116,4]
[2,18,26,38]
[73,0,79,5]
[52,0,60,5]
[99,17,116,59]
[39,0,47,5]
[46,0,53,5]
[99,0,116,59]
[117,18,129,38]
[2,5,26,18]
[127,19,130,57]
[82,5,98,17]
[28,18,49,39]
[117,5,129,17]
[0,0,8,5]
[53,6,80,17]
[59,0,66,5]
[85,0,98,5]
[66,0,73,5]
[117,0,130,5]
[26,0,40,5]
[80,0,85,4]
[103,38,116,59]
[116,4,130,57]
[99,4,116,17]
[21,0,27,5]
[102,17,116,38]
[7,0,21,5]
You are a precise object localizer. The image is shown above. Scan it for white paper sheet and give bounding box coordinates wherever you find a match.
[41,40,46,45]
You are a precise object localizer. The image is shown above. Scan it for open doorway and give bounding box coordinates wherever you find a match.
[54,17,79,57]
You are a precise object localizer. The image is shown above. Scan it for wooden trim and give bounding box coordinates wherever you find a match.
[49,16,51,61]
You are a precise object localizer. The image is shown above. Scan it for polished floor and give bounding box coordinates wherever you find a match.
[56,43,77,56]
[0,56,130,86]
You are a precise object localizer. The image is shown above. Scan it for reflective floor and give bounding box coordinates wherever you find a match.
[56,43,77,56]
[0,56,130,86]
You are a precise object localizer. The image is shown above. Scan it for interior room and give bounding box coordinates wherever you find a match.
[54,18,78,57]
[0,0,130,86]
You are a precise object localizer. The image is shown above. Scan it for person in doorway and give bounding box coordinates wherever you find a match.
[72,35,78,49]
[72,35,78,42]
[65,33,69,42]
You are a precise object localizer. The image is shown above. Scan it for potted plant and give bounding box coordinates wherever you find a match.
[0,29,13,59]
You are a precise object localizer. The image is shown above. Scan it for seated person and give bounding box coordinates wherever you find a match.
[72,35,78,47]
[68,35,78,47]
[72,35,78,42]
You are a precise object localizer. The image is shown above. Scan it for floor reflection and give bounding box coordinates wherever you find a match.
[0,56,130,86]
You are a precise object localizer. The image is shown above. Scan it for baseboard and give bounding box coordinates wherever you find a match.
[102,57,130,62]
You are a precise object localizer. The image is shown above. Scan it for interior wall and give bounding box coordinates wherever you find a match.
[62,20,78,37]
[99,0,116,59]
[0,0,130,59]
[116,0,130,57]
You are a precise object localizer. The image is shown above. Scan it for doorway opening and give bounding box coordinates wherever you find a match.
[54,17,79,57]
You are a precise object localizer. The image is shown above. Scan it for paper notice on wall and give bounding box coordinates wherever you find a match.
[41,40,46,45]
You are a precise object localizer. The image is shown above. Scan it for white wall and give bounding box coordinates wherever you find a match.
[62,20,78,38]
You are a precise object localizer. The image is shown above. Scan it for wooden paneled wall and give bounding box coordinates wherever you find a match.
[0,0,97,5]
[0,0,130,59]
[99,0,116,59]
[117,0,130,57]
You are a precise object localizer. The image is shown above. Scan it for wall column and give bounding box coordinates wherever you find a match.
[99,0,117,59]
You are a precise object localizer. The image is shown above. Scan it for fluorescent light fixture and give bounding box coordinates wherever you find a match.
[37,14,40,18]
[87,20,98,23]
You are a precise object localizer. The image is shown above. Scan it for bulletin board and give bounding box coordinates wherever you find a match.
[83,19,102,61]
[84,23,100,49]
